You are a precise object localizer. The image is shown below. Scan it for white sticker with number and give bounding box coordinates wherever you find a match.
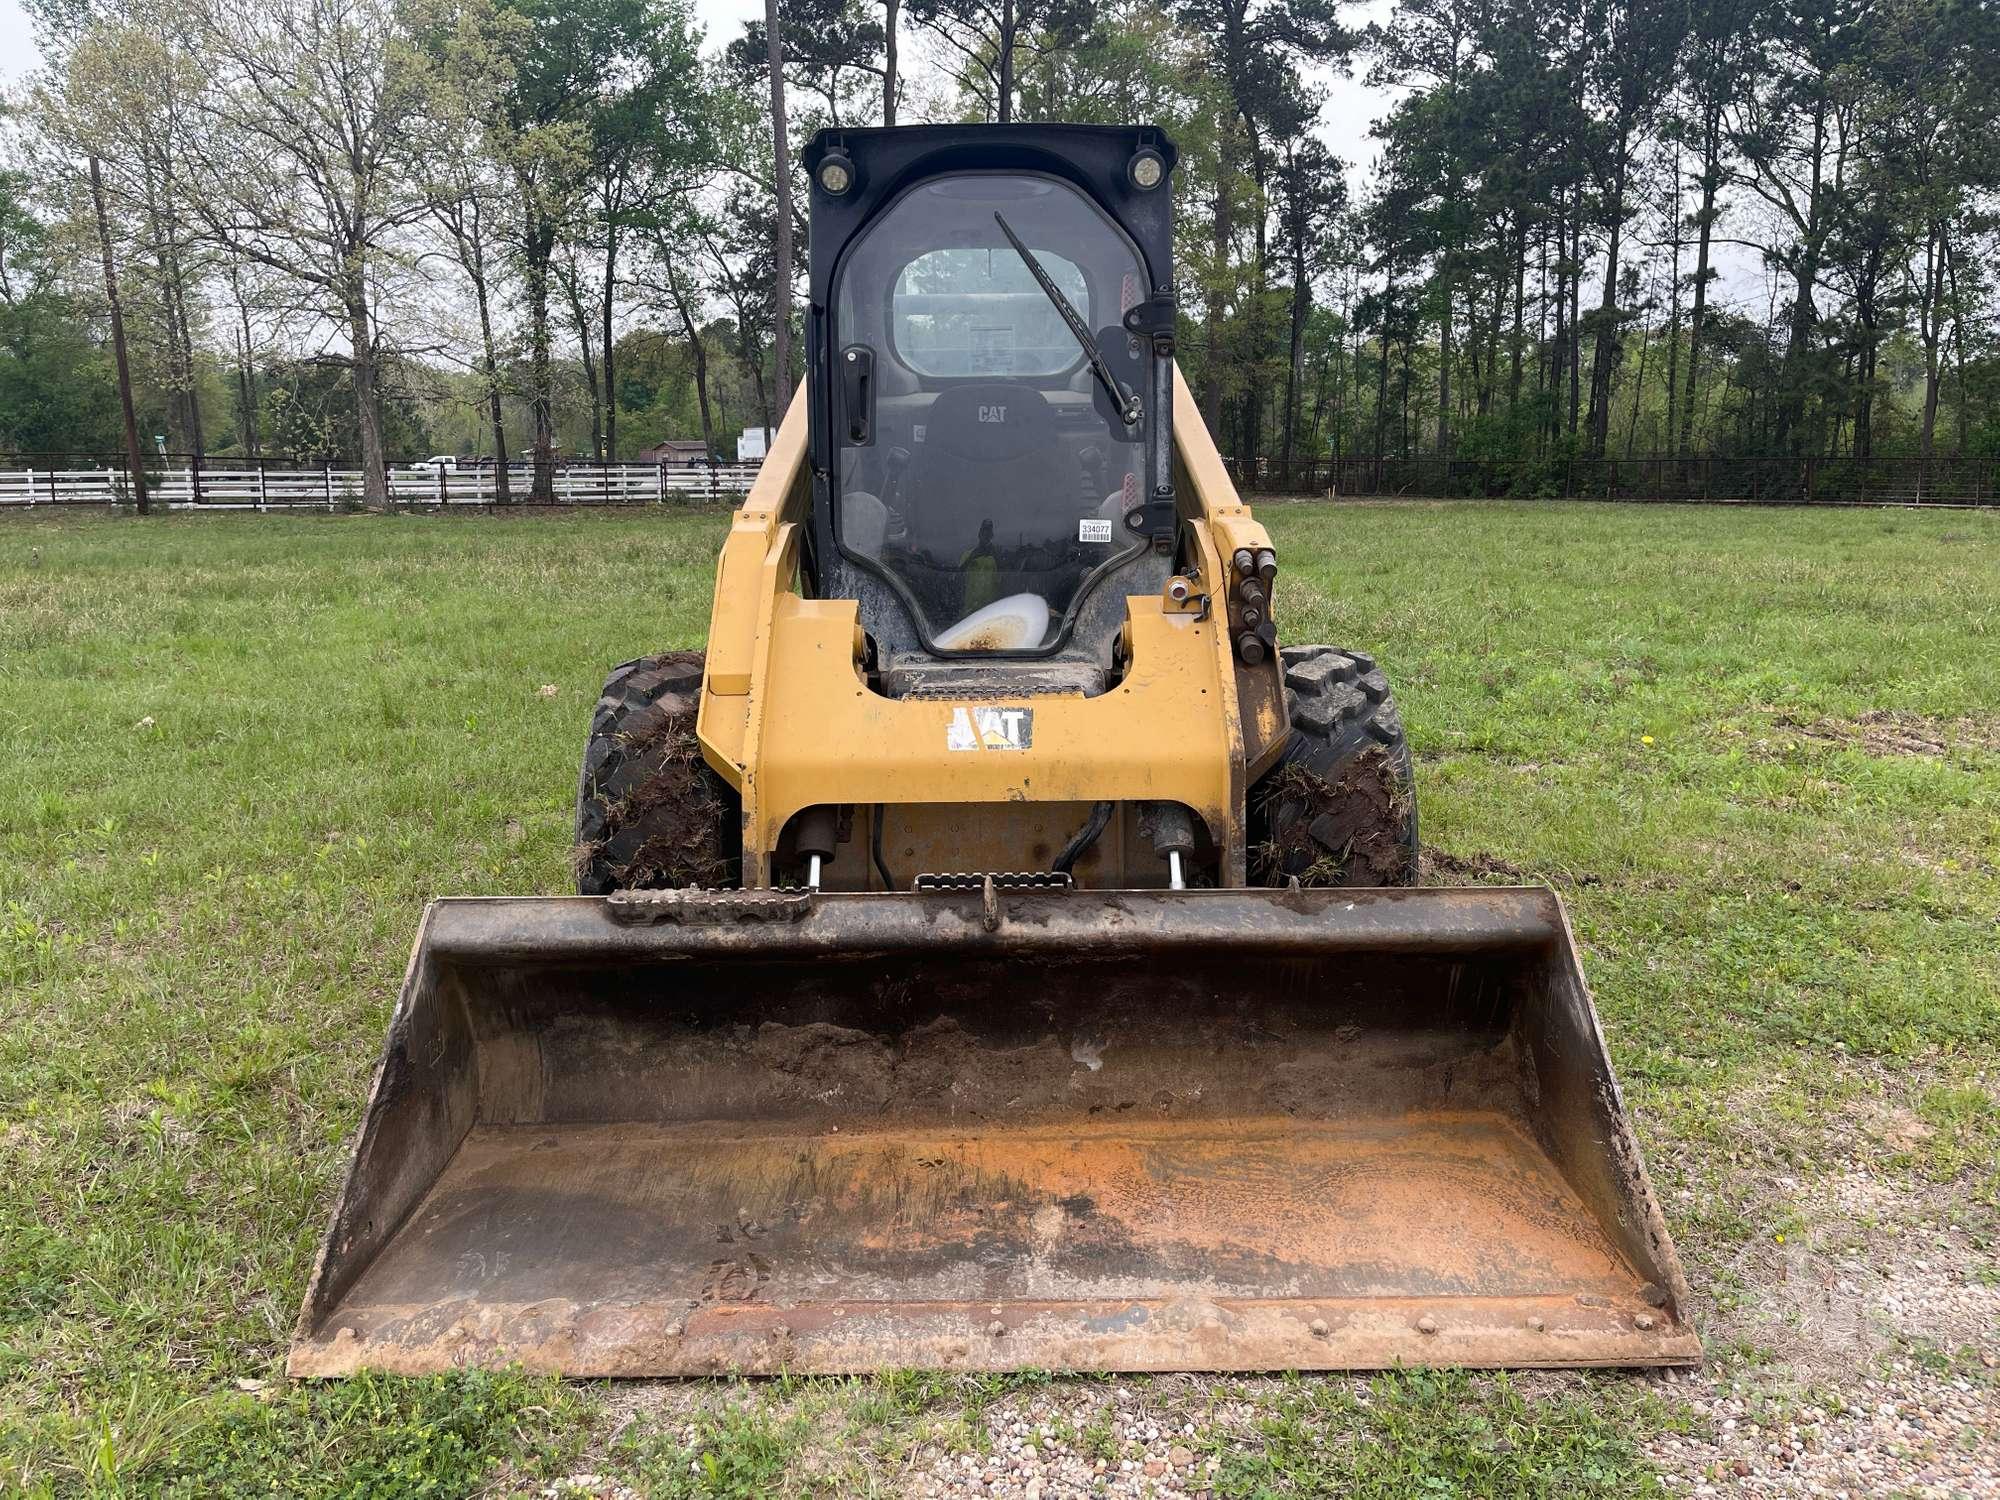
[1079,517,1114,543]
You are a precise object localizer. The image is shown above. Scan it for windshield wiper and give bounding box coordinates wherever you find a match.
[993,211,1141,428]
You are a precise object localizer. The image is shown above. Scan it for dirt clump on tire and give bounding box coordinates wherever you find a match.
[584,713,729,889]
[575,652,740,894]
[1249,645,1419,887]
[1251,748,1413,887]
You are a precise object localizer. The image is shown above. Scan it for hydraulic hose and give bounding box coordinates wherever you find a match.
[871,804,898,891]
[1052,800,1115,875]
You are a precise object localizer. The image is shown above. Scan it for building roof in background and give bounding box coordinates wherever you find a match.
[639,439,713,462]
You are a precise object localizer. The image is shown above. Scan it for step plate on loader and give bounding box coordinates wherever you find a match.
[290,889,1700,1375]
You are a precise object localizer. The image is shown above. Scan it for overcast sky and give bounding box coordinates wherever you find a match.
[1,0,34,82]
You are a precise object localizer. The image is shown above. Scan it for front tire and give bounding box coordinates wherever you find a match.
[1248,645,1419,886]
[574,651,740,894]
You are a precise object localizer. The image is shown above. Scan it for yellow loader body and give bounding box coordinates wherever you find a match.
[699,370,1287,887]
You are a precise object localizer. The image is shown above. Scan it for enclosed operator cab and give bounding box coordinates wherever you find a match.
[805,126,1182,698]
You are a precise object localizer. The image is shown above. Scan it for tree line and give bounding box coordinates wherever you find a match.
[2,0,1995,509]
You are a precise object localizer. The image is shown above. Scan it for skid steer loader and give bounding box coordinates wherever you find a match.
[290,124,1699,1377]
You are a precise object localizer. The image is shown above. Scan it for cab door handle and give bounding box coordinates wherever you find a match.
[841,345,874,445]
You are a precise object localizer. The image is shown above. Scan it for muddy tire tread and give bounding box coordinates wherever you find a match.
[1253,644,1419,885]
[574,651,740,894]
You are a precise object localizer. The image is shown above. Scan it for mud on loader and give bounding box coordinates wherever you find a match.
[290,124,1699,1377]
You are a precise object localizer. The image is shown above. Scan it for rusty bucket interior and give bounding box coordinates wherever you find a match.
[290,886,1700,1376]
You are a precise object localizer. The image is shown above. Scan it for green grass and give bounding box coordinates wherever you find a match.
[1212,1370,1687,1498]
[2,502,1996,1495]
[608,1400,811,1497]
[133,1370,583,1498]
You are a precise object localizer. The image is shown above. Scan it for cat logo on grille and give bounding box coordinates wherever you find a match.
[945,705,1033,751]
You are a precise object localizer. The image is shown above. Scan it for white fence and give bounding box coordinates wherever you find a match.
[0,461,762,510]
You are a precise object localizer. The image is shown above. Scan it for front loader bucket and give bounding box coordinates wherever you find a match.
[290,887,1699,1376]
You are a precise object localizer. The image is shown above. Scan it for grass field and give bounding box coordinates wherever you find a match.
[2,501,1996,1497]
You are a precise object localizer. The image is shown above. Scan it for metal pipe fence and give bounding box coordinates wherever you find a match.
[0,456,763,510]
[1232,453,1999,507]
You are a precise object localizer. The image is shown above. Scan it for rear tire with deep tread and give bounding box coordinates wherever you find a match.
[1248,645,1419,887]
[574,651,740,895]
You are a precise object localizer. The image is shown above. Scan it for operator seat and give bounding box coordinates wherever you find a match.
[895,384,1084,620]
